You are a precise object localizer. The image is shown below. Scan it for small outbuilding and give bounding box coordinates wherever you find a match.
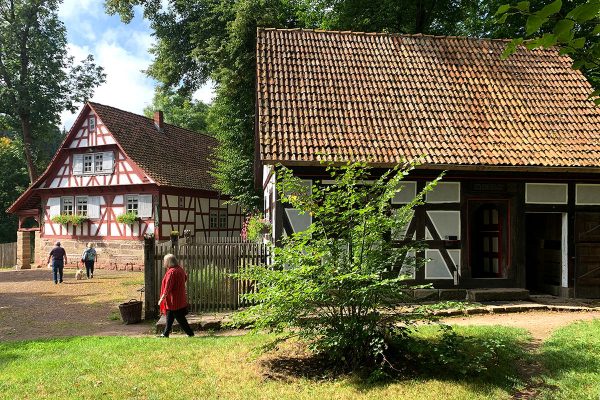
[255,28,600,298]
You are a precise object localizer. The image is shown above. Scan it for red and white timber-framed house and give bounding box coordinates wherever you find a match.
[9,102,243,270]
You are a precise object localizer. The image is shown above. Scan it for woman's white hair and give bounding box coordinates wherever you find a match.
[163,253,178,267]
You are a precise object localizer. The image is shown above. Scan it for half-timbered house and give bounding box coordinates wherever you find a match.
[256,28,600,298]
[9,102,243,270]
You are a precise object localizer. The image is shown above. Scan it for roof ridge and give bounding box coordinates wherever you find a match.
[88,101,215,141]
[256,27,514,43]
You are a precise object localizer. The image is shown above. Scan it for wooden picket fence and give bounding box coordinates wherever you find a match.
[150,238,270,314]
[0,242,17,267]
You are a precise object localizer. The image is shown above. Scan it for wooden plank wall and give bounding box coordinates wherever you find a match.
[153,239,269,313]
[0,242,17,267]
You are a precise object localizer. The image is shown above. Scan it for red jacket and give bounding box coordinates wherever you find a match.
[159,265,188,314]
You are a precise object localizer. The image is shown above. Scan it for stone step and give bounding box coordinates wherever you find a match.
[467,288,530,302]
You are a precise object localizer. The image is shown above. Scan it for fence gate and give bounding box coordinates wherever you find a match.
[0,242,17,268]
[150,239,269,314]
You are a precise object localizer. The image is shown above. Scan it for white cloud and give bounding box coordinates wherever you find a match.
[193,81,216,104]
[58,0,100,20]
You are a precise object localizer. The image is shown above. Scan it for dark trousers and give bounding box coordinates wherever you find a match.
[163,307,194,337]
[52,261,64,283]
[84,260,95,278]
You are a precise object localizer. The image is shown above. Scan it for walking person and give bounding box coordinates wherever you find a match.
[81,243,97,279]
[47,241,68,284]
[158,254,194,337]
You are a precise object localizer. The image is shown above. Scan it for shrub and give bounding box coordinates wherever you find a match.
[233,162,446,371]
[51,214,88,225]
[116,212,138,225]
[245,215,271,241]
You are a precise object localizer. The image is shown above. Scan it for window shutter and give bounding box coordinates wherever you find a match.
[138,195,152,218]
[102,152,114,172]
[72,154,83,175]
[88,196,101,219]
[48,198,61,218]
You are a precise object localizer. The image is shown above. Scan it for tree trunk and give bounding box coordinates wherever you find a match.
[20,114,38,183]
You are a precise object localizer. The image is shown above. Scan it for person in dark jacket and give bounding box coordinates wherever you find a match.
[158,254,194,337]
[47,241,68,284]
[81,242,97,279]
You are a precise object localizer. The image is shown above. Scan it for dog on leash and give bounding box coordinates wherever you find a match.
[75,269,84,280]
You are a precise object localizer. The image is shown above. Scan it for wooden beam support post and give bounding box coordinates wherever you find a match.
[144,235,158,320]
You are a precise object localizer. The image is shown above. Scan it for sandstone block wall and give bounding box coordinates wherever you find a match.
[36,238,144,271]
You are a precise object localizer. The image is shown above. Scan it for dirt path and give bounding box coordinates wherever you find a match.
[443,310,600,340]
[0,268,153,341]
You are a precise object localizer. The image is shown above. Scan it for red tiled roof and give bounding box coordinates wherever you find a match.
[256,28,600,169]
[89,102,217,191]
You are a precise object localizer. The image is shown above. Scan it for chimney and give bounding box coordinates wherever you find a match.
[153,110,164,131]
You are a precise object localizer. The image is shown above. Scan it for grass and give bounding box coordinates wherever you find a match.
[0,326,529,400]
[537,319,600,400]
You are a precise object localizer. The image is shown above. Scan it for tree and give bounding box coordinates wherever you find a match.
[106,0,511,212]
[232,162,442,370]
[0,135,29,243]
[496,0,599,91]
[0,0,105,183]
[143,88,210,133]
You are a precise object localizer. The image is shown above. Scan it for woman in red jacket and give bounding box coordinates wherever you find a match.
[158,254,195,337]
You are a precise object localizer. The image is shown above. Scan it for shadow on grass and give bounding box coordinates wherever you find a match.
[260,325,531,396]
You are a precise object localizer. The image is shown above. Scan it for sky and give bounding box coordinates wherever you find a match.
[58,0,214,129]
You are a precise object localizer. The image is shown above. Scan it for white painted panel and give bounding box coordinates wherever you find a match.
[44,224,53,235]
[123,162,133,172]
[399,250,416,279]
[104,136,116,144]
[89,223,99,236]
[426,182,460,203]
[285,209,312,233]
[392,181,417,204]
[525,183,568,204]
[48,198,61,217]
[82,176,91,186]
[146,223,155,234]
[113,195,123,205]
[73,154,83,175]
[138,195,153,218]
[130,175,143,184]
[79,139,88,147]
[391,209,415,240]
[199,198,209,212]
[426,210,461,240]
[425,249,456,279]
[87,196,101,219]
[575,184,600,205]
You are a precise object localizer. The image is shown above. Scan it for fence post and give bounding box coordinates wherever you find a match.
[144,236,158,320]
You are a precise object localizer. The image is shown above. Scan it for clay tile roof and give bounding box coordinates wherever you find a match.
[256,28,600,169]
[89,102,217,191]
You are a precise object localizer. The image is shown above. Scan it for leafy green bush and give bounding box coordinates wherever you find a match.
[116,212,138,225]
[51,214,88,225]
[245,215,271,241]
[233,162,446,371]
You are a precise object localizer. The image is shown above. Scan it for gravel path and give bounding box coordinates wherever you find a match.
[0,268,152,341]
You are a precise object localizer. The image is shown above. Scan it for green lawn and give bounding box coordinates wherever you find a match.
[0,321,597,400]
[0,326,528,400]
[538,319,600,400]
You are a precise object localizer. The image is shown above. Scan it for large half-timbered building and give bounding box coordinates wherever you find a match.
[9,102,243,270]
[256,28,600,298]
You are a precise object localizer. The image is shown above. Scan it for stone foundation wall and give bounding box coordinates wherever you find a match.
[36,238,145,271]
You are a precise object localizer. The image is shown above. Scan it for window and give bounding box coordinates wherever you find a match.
[525,183,568,204]
[83,154,93,173]
[73,152,113,175]
[219,210,228,229]
[61,197,74,215]
[209,210,218,229]
[126,195,139,215]
[94,153,103,172]
[76,197,88,216]
[89,116,96,132]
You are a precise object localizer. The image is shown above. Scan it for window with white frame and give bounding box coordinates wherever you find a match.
[126,195,139,215]
[209,210,219,229]
[219,210,228,229]
[83,154,93,174]
[94,153,104,172]
[89,116,96,132]
[61,197,74,215]
[76,197,88,216]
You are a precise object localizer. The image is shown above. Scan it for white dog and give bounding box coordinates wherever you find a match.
[75,269,84,280]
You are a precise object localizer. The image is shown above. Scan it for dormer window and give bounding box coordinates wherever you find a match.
[89,116,96,133]
[73,152,114,175]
